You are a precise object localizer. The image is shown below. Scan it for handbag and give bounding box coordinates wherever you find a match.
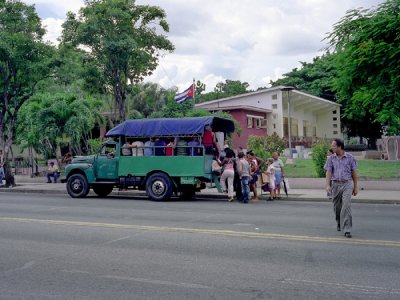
[261,172,269,184]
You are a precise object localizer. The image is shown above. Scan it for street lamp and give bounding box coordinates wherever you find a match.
[281,86,295,153]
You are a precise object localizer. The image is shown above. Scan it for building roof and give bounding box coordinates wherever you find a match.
[199,105,272,113]
[195,85,341,109]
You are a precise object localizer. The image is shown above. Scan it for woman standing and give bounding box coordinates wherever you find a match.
[220,153,235,202]
[272,152,284,199]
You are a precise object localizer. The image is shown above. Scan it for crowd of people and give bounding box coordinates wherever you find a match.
[213,147,285,204]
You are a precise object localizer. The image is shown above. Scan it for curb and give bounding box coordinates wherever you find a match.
[1,187,399,205]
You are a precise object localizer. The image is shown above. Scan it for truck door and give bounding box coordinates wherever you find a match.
[96,142,119,180]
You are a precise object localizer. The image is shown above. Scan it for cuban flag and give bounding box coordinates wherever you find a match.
[175,84,194,103]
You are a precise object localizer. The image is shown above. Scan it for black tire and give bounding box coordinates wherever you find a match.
[92,185,114,197]
[179,186,196,200]
[146,173,173,201]
[66,174,90,198]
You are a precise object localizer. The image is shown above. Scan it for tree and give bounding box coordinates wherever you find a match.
[270,54,337,102]
[247,133,287,164]
[326,0,400,136]
[0,0,55,179]
[128,82,170,118]
[61,0,175,123]
[197,79,251,103]
[195,80,206,96]
[270,51,384,146]
[17,93,104,159]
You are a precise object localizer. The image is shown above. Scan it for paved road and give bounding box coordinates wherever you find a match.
[1,193,400,299]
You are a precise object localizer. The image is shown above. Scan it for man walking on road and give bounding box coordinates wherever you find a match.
[325,138,358,238]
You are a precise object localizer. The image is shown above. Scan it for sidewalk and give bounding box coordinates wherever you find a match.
[0,175,399,204]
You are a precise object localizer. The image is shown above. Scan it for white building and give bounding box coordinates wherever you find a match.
[195,86,342,148]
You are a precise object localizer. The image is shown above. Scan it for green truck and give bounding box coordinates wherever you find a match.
[64,116,234,201]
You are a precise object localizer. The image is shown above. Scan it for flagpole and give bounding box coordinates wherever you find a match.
[192,78,196,108]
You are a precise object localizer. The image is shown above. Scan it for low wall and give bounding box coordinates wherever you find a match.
[362,151,383,160]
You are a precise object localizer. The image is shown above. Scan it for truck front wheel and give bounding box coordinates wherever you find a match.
[67,174,90,198]
[92,185,114,197]
[146,173,173,201]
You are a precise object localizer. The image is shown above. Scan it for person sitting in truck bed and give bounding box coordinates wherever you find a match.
[154,138,166,156]
[121,138,133,156]
[176,138,188,156]
[188,136,201,156]
[144,138,155,156]
[131,140,144,156]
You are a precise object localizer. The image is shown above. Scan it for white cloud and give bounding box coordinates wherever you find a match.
[23,0,385,92]
[41,17,63,45]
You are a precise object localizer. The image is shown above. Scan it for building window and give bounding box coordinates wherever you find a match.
[273,123,276,129]
[333,117,337,121]
[256,118,261,129]
[283,118,298,137]
[303,120,316,137]
[273,113,277,119]
[247,116,253,128]
[272,104,278,109]
[333,130,338,135]
[255,118,267,129]
[272,94,278,100]
[332,110,337,114]
[333,124,338,128]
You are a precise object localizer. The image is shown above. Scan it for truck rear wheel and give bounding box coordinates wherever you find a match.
[146,173,173,201]
[67,174,90,198]
[92,185,114,197]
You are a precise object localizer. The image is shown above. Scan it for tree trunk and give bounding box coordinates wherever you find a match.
[29,147,34,176]
[3,161,15,187]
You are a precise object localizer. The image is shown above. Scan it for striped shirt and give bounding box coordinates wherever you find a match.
[325,152,357,181]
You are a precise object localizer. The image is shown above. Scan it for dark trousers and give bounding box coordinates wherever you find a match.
[47,172,59,183]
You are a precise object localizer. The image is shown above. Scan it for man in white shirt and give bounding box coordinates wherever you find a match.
[47,162,59,183]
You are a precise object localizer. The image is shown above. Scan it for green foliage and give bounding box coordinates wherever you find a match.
[312,143,331,178]
[61,0,175,121]
[195,80,206,96]
[17,92,104,158]
[197,79,251,103]
[0,0,55,158]
[87,138,102,155]
[270,53,337,101]
[247,133,287,161]
[128,82,173,118]
[326,0,400,135]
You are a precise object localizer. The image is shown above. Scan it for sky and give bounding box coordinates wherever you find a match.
[24,0,383,92]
